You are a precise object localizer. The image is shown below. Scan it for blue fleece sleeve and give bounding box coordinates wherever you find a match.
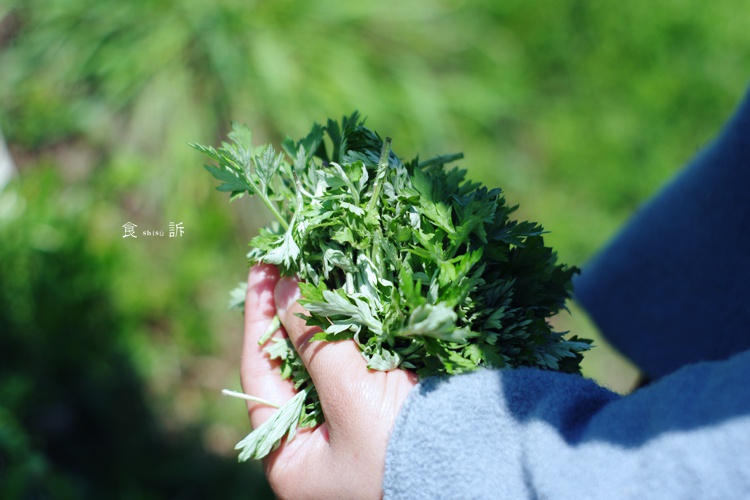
[384,348,750,499]
[573,85,750,379]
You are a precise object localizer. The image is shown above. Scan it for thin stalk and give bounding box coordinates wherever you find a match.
[259,195,290,231]
[222,389,281,408]
[241,160,289,230]
[366,137,392,213]
[257,315,281,346]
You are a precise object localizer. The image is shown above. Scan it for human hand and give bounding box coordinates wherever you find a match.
[241,264,418,500]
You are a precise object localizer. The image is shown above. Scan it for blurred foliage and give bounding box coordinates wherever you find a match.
[0,0,749,494]
[2,0,748,259]
[0,171,272,498]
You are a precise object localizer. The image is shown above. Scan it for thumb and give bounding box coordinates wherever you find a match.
[274,277,371,419]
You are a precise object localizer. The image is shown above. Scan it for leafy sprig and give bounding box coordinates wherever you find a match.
[196,112,592,461]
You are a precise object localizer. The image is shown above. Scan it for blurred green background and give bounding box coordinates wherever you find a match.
[1,0,748,497]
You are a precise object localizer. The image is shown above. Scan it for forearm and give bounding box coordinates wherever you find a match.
[384,348,750,499]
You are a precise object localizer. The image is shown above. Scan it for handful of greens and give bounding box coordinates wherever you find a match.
[194,113,591,461]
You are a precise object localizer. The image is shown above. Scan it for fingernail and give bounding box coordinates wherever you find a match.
[275,277,301,316]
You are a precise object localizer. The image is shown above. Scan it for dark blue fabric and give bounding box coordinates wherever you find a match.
[574,86,750,379]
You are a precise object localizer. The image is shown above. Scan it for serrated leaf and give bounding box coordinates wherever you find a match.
[265,337,294,360]
[236,389,308,461]
[228,123,254,151]
[189,142,221,161]
[367,348,401,371]
[255,145,284,193]
[305,290,383,335]
[401,303,473,342]
[262,226,300,269]
[204,164,252,193]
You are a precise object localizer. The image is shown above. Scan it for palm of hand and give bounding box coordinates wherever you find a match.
[241,265,418,500]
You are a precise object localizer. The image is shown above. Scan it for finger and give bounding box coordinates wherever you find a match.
[274,277,369,413]
[241,264,296,429]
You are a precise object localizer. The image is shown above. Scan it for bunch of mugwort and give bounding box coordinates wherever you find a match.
[194,112,591,460]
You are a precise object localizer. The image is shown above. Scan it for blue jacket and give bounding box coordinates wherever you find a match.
[383,86,750,499]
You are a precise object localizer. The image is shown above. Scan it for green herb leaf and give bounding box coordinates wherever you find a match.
[235,389,308,462]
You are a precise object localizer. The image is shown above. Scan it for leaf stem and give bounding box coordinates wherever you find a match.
[222,389,281,408]
[258,315,281,346]
[257,191,290,231]
[231,155,290,230]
